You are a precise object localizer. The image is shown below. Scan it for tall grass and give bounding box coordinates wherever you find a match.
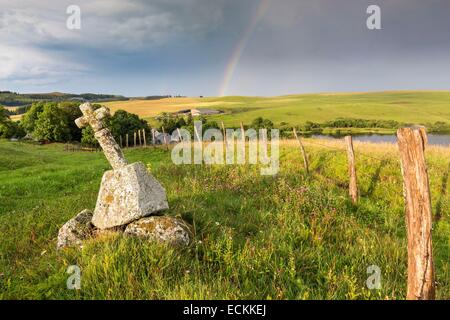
[0,139,448,299]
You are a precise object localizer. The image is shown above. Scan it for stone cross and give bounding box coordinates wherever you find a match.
[75,103,128,170]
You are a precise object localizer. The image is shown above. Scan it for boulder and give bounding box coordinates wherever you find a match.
[57,209,94,249]
[124,216,192,246]
[92,162,169,229]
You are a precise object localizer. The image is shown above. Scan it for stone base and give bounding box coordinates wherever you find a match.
[57,210,94,249]
[92,162,169,229]
[57,211,191,249]
[124,216,192,246]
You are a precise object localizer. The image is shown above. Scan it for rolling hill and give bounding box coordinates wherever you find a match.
[104,91,450,128]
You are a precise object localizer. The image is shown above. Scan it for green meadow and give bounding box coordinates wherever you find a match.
[0,139,448,299]
[206,91,450,128]
[104,91,450,129]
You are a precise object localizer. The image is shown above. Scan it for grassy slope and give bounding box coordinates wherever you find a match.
[0,140,448,299]
[104,91,450,127]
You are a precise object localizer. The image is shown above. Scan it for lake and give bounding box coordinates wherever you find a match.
[312,134,450,146]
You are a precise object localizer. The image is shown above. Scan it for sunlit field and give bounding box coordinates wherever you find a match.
[104,91,450,128]
[1,139,448,299]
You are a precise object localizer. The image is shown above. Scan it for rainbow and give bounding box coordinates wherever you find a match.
[219,0,271,97]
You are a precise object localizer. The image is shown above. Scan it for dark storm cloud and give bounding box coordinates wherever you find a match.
[0,0,449,96]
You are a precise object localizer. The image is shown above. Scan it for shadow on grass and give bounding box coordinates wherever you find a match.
[167,175,278,242]
[363,159,387,197]
[310,152,348,189]
[435,162,450,222]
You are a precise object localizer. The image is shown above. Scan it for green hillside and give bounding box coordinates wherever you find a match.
[103,91,450,131]
[0,91,128,112]
[203,91,450,127]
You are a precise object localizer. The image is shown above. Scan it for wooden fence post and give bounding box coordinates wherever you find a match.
[345,136,358,203]
[119,136,123,149]
[293,128,309,174]
[397,127,435,300]
[152,129,156,146]
[126,134,129,148]
[143,129,147,147]
[162,126,168,149]
[134,132,137,147]
[240,122,246,158]
[193,124,201,142]
[221,121,228,157]
[221,121,227,143]
[138,130,142,147]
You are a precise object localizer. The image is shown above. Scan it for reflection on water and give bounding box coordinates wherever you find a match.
[311,134,450,146]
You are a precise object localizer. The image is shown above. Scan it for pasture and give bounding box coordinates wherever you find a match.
[104,91,450,128]
[0,139,448,299]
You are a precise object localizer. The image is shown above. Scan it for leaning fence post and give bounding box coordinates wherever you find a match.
[345,136,358,203]
[397,127,435,300]
[293,128,309,174]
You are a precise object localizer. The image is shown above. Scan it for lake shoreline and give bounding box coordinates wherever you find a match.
[309,132,450,146]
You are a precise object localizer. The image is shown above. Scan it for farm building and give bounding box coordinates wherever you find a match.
[190,108,222,116]
[171,108,223,117]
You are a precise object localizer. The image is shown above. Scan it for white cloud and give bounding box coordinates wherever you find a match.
[0,0,225,85]
[0,44,87,85]
[0,0,225,50]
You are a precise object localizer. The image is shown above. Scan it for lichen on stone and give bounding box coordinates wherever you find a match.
[124,216,192,246]
[57,209,94,249]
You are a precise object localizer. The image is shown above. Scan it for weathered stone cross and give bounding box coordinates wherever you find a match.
[75,103,128,170]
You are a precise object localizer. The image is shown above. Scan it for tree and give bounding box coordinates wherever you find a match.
[0,106,9,123]
[157,112,191,133]
[108,110,150,139]
[21,102,84,142]
[81,109,150,147]
[59,102,83,141]
[81,126,98,146]
[21,102,45,133]
[251,117,274,130]
[0,120,25,139]
[33,104,71,142]
[0,106,25,139]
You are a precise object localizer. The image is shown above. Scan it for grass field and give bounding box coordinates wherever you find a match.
[0,139,448,299]
[104,91,450,128]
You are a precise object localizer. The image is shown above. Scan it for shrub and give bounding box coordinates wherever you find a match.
[251,117,274,130]
[0,106,26,139]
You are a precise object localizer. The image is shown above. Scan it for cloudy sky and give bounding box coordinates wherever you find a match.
[1,0,450,97]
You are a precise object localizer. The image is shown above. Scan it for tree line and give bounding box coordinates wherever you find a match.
[0,106,25,139]
[7,101,446,143]
[1,102,276,144]
[0,102,149,145]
